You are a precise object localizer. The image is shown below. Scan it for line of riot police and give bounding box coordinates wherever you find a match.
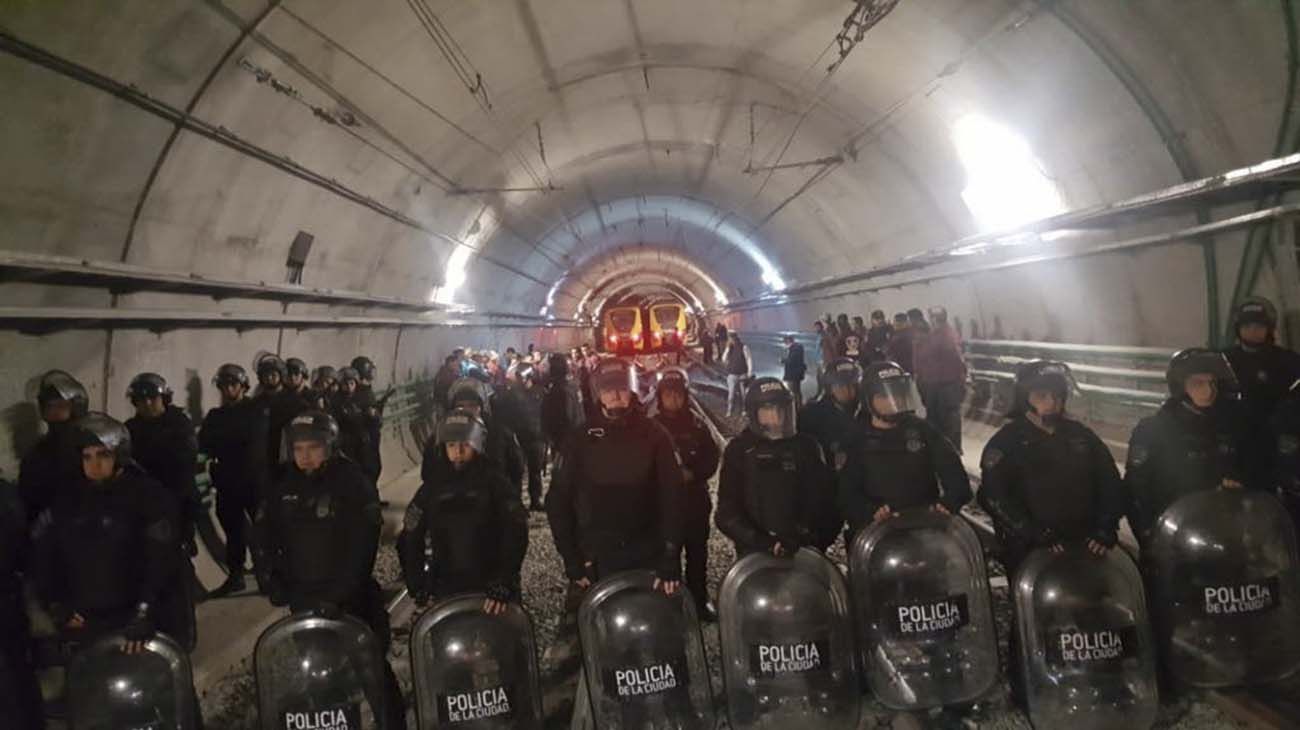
[1,350,398,729]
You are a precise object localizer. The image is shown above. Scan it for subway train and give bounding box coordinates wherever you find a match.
[6,1,1300,728]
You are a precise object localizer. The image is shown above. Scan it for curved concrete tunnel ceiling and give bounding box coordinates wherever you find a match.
[2,0,1296,345]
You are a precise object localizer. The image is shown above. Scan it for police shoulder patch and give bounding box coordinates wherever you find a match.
[1129,444,1150,467]
[144,518,174,543]
[982,449,1003,470]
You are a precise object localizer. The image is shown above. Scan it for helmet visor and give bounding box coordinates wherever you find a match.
[748,400,796,440]
[436,412,487,453]
[867,378,923,416]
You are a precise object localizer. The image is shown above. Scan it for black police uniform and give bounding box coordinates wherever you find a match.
[256,389,308,480]
[798,395,860,467]
[0,479,43,729]
[495,382,546,508]
[126,405,200,549]
[251,454,405,727]
[978,417,1125,571]
[715,429,839,556]
[18,421,80,521]
[398,455,527,601]
[31,464,185,645]
[356,383,388,482]
[653,406,720,607]
[1270,385,1300,526]
[199,397,269,578]
[332,389,383,483]
[547,405,685,582]
[836,413,971,539]
[1125,400,1244,546]
[1224,342,1300,487]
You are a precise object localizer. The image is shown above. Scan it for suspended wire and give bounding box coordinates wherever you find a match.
[405,0,551,191]
[747,0,902,223]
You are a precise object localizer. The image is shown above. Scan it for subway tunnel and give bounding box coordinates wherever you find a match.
[4,0,1300,727]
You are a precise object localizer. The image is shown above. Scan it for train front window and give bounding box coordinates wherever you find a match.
[610,311,636,331]
[653,308,680,327]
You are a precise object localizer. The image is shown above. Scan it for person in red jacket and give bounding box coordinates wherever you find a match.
[913,306,967,452]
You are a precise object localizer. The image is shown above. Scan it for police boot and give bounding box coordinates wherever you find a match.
[208,571,246,599]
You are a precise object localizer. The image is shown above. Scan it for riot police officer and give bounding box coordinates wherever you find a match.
[0,477,43,729]
[253,354,307,482]
[332,367,382,483]
[199,364,268,597]
[285,357,310,399]
[977,361,1125,571]
[1125,349,1245,547]
[498,363,547,510]
[398,410,527,612]
[125,373,201,554]
[799,357,863,467]
[547,358,685,591]
[1272,380,1300,526]
[837,361,971,541]
[251,410,405,728]
[652,367,721,620]
[351,355,388,480]
[1223,297,1300,488]
[19,369,90,519]
[716,377,839,557]
[540,352,584,460]
[427,377,524,492]
[30,413,185,651]
[309,365,338,410]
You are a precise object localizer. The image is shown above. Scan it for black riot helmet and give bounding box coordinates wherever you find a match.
[283,410,339,458]
[591,359,638,419]
[285,358,309,379]
[73,411,132,464]
[37,369,90,420]
[127,372,173,404]
[337,366,361,385]
[1166,348,1238,403]
[655,366,690,410]
[312,365,337,387]
[256,354,288,384]
[447,377,494,417]
[213,363,249,389]
[820,357,863,401]
[744,377,796,440]
[862,361,923,423]
[1234,297,1278,339]
[1011,360,1079,421]
[350,356,377,382]
[435,408,488,454]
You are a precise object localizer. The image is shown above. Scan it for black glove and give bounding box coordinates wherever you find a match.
[655,544,683,582]
[1089,527,1118,549]
[315,602,342,619]
[775,533,803,558]
[485,582,513,604]
[122,605,153,642]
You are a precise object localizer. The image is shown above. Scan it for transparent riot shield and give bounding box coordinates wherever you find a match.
[1145,489,1300,686]
[848,510,997,709]
[410,593,543,729]
[67,632,195,730]
[1014,547,1157,730]
[577,570,715,729]
[717,548,858,730]
[255,611,389,730]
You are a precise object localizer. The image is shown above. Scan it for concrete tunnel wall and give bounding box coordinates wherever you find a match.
[2,0,1299,482]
